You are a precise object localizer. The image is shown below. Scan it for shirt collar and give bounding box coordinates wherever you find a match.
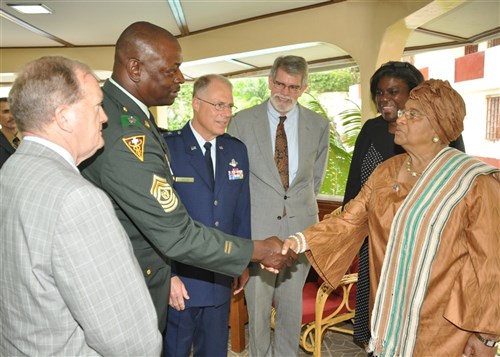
[267,101,299,123]
[24,136,79,172]
[0,128,21,146]
[108,77,150,119]
[189,120,216,152]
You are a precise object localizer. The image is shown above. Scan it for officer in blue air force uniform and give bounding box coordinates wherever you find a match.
[162,74,250,357]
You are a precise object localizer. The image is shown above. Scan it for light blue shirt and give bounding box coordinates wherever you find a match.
[267,102,299,185]
[189,120,216,175]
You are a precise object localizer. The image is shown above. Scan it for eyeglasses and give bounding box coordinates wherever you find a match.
[272,80,302,93]
[196,97,237,113]
[397,109,425,120]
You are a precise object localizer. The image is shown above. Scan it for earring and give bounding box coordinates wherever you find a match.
[432,136,439,143]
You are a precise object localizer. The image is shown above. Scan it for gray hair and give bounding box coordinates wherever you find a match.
[8,56,96,133]
[270,55,309,87]
[192,74,232,98]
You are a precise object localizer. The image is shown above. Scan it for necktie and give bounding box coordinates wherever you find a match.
[274,115,288,190]
[204,142,215,190]
[12,136,20,149]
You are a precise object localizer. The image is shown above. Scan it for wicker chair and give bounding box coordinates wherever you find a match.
[271,259,358,356]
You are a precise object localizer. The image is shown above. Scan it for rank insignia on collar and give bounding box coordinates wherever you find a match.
[150,174,178,213]
[144,120,151,129]
[229,159,238,167]
[120,114,141,127]
[122,135,146,162]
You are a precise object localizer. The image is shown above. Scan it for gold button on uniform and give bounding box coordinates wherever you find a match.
[146,268,152,276]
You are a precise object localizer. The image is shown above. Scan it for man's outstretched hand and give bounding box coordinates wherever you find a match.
[252,236,297,273]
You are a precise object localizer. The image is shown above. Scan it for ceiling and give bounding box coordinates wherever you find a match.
[0,0,499,80]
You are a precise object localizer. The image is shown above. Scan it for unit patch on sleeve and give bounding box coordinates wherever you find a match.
[122,135,146,162]
[150,174,178,213]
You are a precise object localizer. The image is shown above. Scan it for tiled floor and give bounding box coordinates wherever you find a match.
[227,326,500,357]
[227,322,366,357]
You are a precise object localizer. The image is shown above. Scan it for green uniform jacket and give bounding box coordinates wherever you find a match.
[80,80,253,332]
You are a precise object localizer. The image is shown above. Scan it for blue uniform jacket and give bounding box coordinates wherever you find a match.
[163,123,251,307]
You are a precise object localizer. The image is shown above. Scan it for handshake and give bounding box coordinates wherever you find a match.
[251,236,298,273]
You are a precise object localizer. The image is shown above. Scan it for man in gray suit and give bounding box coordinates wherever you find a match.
[228,55,330,356]
[0,56,162,356]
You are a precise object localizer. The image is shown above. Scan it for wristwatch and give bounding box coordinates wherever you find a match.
[475,333,500,348]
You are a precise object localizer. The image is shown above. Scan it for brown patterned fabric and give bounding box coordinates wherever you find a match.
[274,116,288,190]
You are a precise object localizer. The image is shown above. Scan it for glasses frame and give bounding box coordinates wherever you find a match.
[397,109,425,120]
[196,97,237,113]
[272,80,302,93]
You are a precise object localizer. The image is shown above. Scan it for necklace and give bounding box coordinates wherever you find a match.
[406,156,422,177]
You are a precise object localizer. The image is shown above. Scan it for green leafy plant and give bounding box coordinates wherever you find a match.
[337,100,362,153]
[302,93,359,196]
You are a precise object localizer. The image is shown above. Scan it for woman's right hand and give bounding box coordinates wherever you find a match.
[282,237,298,254]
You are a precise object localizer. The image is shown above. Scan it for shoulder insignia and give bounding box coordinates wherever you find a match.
[224,241,232,254]
[122,135,146,162]
[150,174,178,213]
[163,130,182,138]
[120,114,141,127]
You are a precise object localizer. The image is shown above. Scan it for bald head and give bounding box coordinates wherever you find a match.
[114,22,177,71]
[111,21,185,107]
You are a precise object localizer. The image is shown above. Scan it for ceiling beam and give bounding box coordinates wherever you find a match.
[168,0,189,36]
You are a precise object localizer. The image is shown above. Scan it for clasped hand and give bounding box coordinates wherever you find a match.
[253,236,297,273]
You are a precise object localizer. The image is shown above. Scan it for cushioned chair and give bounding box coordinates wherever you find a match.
[271,258,358,356]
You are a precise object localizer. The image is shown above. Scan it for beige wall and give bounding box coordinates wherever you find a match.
[0,0,466,122]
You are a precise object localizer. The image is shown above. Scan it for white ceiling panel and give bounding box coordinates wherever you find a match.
[0,0,498,79]
[181,0,330,32]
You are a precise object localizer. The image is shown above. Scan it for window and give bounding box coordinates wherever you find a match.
[486,95,500,141]
[487,38,500,48]
[464,44,478,55]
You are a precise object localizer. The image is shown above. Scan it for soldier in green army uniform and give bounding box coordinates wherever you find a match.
[80,21,294,334]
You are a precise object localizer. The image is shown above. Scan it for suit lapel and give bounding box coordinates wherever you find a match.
[0,131,16,155]
[251,102,283,189]
[214,137,234,195]
[182,125,213,190]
